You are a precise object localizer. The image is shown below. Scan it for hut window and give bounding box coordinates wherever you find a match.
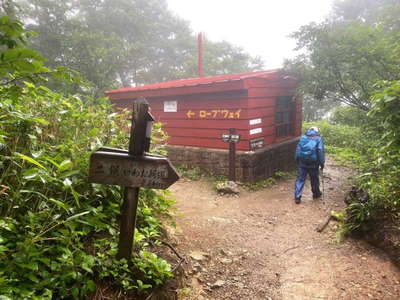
[275,96,294,137]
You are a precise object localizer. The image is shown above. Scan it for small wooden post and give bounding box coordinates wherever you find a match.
[228,128,236,182]
[117,98,151,260]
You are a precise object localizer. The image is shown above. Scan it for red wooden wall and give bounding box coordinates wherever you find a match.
[108,72,301,152]
[246,77,301,150]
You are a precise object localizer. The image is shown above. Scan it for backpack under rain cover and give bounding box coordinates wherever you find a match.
[298,136,318,163]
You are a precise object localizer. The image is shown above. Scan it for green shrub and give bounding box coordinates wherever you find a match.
[242,171,295,191]
[330,106,368,127]
[359,81,400,214]
[303,120,366,166]
[0,84,175,298]
[306,81,400,236]
[176,164,203,181]
[0,16,175,298]
[342,81,400,234]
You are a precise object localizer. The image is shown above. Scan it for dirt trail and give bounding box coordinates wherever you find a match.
[168,160,400,300]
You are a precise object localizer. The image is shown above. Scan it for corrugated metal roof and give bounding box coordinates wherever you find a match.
[105,69,281,95]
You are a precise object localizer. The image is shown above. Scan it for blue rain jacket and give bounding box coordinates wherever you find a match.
[295,129,325,168]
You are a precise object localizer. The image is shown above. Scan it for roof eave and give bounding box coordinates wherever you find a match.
[106,79,247,100]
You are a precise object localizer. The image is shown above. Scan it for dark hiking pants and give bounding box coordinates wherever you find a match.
[294,166,321,200]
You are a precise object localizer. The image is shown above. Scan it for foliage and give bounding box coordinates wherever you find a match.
[330,106,368,127]
[242,171,295,192]
[331,0,400,24]
[285,0,400,111]
[306,81,400,235]
[177,164,295,191]
[177,164,231,183]
[191,39,264,77]
[302,95,339,121]
[0,13,86,91]
[338,81,400,234]
[9,0,263,96]
[176,164,203,181]
[288,1,400,237]
[362,81,400,209]
[0,16,175,298]
[303,120,365,164]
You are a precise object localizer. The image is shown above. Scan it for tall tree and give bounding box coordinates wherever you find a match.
[1,0,18,17]
[285,0,400,111]
[330,0,399,23]
[14,0,263,95]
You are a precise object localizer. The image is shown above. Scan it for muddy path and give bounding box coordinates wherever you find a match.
[168,159,400,300]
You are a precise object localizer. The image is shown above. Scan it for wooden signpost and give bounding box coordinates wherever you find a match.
[221,128,240,182]
[89,151,178,189]
[89,98,179,260]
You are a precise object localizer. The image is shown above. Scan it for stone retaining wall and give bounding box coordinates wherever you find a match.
[166,138,299,182]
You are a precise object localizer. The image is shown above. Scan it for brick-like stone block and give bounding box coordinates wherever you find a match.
[165,138,299,182]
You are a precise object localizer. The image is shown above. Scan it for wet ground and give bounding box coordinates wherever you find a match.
[168,159,400,299]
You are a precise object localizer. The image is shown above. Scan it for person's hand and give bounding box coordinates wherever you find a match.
[320,164,324,171]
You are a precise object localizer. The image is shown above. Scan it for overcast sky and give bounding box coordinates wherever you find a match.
[167,0,335,69]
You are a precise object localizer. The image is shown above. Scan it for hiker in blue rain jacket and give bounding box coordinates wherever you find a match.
[294,126,325,204]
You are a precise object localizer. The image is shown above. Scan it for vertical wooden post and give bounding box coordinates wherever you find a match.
[228,128,236,182]
[198,32,204,78]
[117,187,139,259]
[117,98,150,260]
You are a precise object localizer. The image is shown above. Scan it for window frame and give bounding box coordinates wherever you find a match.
[275,96,295,138]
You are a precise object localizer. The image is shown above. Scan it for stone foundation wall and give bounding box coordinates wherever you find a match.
[166,138,299,183]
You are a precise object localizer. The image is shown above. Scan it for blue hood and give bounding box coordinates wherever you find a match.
[305,129,318,136]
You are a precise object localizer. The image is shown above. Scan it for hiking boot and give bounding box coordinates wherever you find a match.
[313,193,322,199]
[295,197,301,204]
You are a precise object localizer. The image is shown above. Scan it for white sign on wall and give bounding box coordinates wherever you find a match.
[250,128,262,135]
[249,118,262,125]
[250,138,264,150]
[164,101,177,112]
